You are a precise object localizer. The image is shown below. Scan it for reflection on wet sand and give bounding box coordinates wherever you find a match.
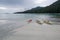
[0,20,23,40]
[0,19,60,40]
[2,20,60,40]
[0,20,8,24]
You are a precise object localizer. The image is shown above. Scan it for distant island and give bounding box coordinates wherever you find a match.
[14,0,60,13]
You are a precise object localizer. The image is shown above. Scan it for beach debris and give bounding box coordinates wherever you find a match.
[27,19,32,23]
[36,20,42,25]
[43,20,52,25]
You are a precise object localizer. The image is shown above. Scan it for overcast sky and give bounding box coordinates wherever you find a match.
[0,0,58,13]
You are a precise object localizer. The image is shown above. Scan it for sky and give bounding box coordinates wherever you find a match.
[0,0,58,13]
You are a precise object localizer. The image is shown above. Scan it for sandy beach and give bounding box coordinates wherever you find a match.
[2,20,60,40]
[0,14,60,40]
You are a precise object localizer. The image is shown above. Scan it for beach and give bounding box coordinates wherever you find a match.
[0,13,60,40]
[1,20,60,40]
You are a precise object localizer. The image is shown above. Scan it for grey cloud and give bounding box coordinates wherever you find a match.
[0,0,35,13]
[0,0,57,8]
[0,0,34,8]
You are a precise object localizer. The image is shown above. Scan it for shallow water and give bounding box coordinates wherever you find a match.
[0,13,60,40]
[0,13,60,21]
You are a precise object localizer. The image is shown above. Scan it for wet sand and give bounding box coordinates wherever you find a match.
[0,20,60,40]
